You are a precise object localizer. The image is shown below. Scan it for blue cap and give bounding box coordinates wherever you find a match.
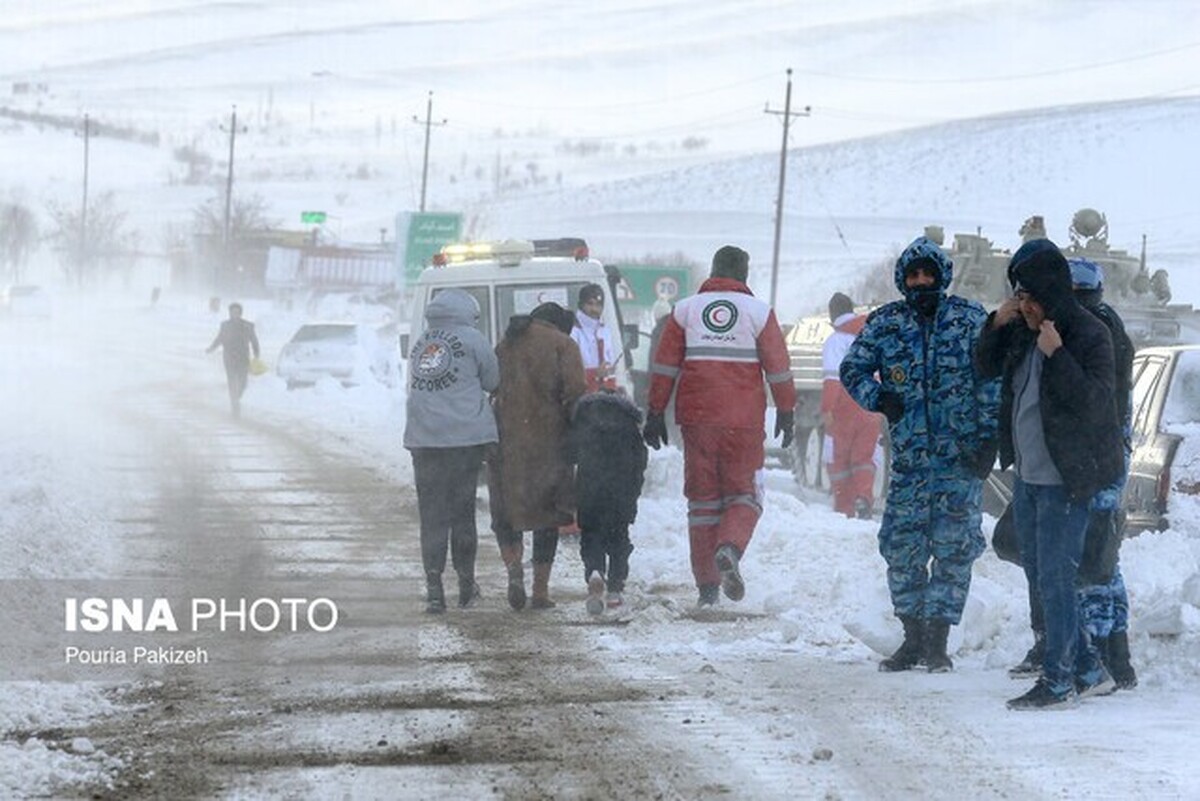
[1068,257,1104,290]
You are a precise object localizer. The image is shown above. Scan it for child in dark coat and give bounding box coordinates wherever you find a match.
[567,389,648,614]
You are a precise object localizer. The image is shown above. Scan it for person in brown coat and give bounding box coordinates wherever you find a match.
[492,301,588,609]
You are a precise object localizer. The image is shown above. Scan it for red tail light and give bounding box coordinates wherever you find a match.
[1156,463,1171,509]
[573,246,589,261]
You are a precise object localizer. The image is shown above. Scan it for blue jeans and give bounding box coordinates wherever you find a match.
[1012,479,1104,694]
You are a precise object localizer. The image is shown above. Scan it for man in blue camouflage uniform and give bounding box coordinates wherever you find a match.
[841,237,1001,673]
[1071,258,1138,688]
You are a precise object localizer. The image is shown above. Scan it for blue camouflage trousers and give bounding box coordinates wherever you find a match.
[1078,472,1131,638]
[878,470,986,624]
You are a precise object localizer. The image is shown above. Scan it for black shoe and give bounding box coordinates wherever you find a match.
[697,584,720,607]
[425,573,446,614]
[1007,678,1078,711]
[1008,632,1045,679]
[714,544,744,602]
[879,615,924,672]
[507,562,527,611]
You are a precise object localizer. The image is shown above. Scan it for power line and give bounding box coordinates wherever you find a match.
[76,113,94,283]
[442,106,762,142]
[412,91,447,212]
[218,105,247,288]
[790,40,1200,85]
[765,68,810,310]
[435,71,780,113]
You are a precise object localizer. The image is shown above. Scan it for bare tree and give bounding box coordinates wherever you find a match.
[191,191,275,247]
[190,191,278,289]
[0,202,38,283]
[45,192,132,285]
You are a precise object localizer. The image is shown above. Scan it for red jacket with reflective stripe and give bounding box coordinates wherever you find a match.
[648,277,796,428]
[820,313,871,421]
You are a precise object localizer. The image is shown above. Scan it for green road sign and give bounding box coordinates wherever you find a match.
[611,264,691,311]
[300,211,327,224]
[398,212,462,283]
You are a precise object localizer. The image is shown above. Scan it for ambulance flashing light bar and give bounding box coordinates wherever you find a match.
[432,239,588,267]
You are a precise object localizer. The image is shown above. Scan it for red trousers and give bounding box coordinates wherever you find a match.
[827,415,878,516]
[681,425,764,587]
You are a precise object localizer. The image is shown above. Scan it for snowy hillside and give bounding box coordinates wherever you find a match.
[1,1,1198,327]
[485,95,1200,319]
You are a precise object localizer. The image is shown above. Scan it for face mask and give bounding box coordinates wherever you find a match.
[910,288,940,318]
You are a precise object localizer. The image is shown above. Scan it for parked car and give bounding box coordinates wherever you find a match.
[982,344,1200,534]
[276,322,401,389]
[1123,344,1200,534]
[0,284,52,318]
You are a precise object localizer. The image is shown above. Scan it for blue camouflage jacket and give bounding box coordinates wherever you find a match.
[840,237,1000,476]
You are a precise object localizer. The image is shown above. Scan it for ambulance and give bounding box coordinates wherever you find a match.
[401,239,640,397]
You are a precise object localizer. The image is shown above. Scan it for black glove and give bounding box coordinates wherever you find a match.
[963,439,998,479]
[1078,509,1121,586]
[877,391,904,425]
[642,412,668,450]
[774,409,795,450]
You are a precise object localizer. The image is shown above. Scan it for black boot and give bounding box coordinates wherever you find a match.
[923,619,953,673]
[1106,630,1138,690]
[425,572,446,614]
[879,615,924,672]
[457,572,481,609]
[1008,630,1045,678]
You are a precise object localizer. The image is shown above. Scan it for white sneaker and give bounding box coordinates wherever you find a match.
[586,571,605,616]
[605,591,624,610]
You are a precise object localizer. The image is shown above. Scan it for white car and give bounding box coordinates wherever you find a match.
[276,322,400,389]
[1,284,52,318]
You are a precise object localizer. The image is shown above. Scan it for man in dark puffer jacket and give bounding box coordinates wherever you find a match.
[976,238,1124,710]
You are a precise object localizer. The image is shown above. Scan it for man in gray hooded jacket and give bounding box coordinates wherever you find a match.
[404,289,500,613]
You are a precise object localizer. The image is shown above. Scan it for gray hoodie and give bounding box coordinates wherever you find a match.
[403,289,500,449]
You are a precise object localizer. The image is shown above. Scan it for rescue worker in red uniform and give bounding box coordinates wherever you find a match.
[821,292,882,518]
[642,246,796,605]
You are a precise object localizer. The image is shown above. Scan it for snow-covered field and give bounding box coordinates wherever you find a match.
[4,1,1200,797]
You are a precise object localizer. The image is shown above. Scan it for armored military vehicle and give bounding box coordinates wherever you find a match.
[945,209,1186,347]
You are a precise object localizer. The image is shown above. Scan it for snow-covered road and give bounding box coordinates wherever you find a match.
[4,293,1200,799]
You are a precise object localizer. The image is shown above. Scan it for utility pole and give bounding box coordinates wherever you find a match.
[764,68,811,309]
[78,113,93,284]
[219,105,248,288]
[412,91,447,212]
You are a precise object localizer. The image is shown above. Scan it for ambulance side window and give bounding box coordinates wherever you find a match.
[496,283,581,337]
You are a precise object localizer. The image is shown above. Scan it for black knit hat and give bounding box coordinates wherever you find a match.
[578,283,605,308]
[828,292,854,322]
[711,245,749,283]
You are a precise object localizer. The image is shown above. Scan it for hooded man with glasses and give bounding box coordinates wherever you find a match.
[976,239,1124,710]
